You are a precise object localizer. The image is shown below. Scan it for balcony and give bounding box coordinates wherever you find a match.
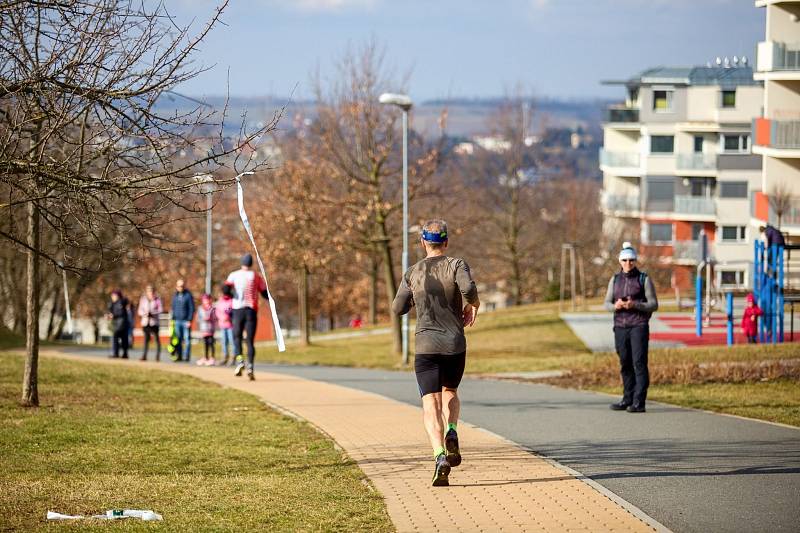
[673,240,714,263]
[674,195,716,216]
[757,41,800,72]
[675,153,717,172]
[753,118,800,154]
[605,106,639,123]
[599,149,641,170]
[602,192,640,216]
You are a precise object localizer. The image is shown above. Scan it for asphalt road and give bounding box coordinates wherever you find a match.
[58,348,800,533]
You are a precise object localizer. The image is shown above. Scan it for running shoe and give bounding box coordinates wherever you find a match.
[444,429,461,467]
[247,370,255,381]
[432,453,451,487]
[234,356,245,377]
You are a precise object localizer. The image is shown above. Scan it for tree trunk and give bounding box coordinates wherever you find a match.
[377,235,401,355]
[22,201,40,407]
[297,266,310,346]
[368,256,378,325]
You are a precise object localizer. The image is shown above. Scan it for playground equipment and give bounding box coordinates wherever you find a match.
[753,239,785,344]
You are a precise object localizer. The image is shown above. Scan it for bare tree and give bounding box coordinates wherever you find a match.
[309,41,441,356]
[461,98,543,305]
[769,181,794,229]
[0,1,278,406]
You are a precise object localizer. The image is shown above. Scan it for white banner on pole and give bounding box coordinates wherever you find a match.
[236,175,286,352]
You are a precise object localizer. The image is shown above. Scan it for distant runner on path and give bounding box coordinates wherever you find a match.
[225,253,270,381]
[392,219,480,487]
[604,241,658,413]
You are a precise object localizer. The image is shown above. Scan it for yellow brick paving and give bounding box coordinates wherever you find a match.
[48,351,660,532]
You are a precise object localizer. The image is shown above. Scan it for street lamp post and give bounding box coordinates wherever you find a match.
[379,92,413,366]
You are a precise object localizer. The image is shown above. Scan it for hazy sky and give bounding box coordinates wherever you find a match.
[169,0,764,101]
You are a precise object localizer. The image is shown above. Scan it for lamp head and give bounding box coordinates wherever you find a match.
[379,93,412,110]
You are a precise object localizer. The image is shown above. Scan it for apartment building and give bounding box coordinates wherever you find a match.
[752,0,800,236]
[600,64,763,291]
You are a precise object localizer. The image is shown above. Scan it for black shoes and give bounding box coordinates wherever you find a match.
[432,453,451,487]
[247,370,255,381]
[611,401,646,412]
[444,429,461,467]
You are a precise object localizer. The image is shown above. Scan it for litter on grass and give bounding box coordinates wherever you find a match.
[47,509,162,521]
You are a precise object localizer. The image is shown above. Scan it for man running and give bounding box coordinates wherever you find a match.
[225,254,270,380]
[392,219,480,487]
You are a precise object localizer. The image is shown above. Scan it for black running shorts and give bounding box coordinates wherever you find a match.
[414,352,466,397]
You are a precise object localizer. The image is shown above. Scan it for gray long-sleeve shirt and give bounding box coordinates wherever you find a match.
[604,270,658,327]
[392,255,479,355]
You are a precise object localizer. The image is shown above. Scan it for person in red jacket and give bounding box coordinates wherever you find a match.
[741,293,763,344]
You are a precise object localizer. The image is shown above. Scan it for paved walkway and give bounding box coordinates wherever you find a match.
[48,349,660,533]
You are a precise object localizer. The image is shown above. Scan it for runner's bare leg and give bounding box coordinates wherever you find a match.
[422,392,445,451]
[442,387,460,426]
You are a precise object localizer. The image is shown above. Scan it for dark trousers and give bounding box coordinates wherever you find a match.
[112,326,129,357]
[614,324,649,407]
[232,307,257,370]
[142,325,160,360]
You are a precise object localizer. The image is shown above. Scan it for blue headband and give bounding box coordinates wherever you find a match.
[422,229,447,243]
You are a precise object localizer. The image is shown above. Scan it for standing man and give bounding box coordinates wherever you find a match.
[604,242,658,413]
[226,254,270,380]
[392,219,480,487]
[171,278,195,363]
[137,284,163,361]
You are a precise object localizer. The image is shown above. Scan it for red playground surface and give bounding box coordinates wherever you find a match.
[651,313,800,347]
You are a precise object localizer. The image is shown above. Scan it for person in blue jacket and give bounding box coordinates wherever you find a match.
[171,278,195,362]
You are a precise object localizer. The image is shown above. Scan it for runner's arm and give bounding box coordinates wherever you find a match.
[455,260,479,306]
[391,275,414,315]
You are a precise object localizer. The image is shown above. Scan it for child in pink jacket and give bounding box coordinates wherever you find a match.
[741,293,763,344]
[196,294,217,366]
[215,284,235,365]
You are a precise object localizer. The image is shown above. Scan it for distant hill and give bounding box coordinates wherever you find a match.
[155,92,612,138]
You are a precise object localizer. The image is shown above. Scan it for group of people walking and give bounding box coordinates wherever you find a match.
[106,253,270,380]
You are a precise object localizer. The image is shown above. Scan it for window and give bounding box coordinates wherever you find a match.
[693,136,704,153]
[722,134,750,153]
[649,223,673,243]
[651,135,674,153]
[653,90,674,112]
[720,270,745,286]
[719,181,748,198]
[721,90,736,108]
[720,225,747,242]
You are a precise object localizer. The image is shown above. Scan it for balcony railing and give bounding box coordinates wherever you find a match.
[753,118,800,150]
[673,240,714,262]
[602,193,640,214]
[605,106,639,123]
[674,195,716,215]
[599,149,640,169]
[675,153,717,171]
[757,41,800,71]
